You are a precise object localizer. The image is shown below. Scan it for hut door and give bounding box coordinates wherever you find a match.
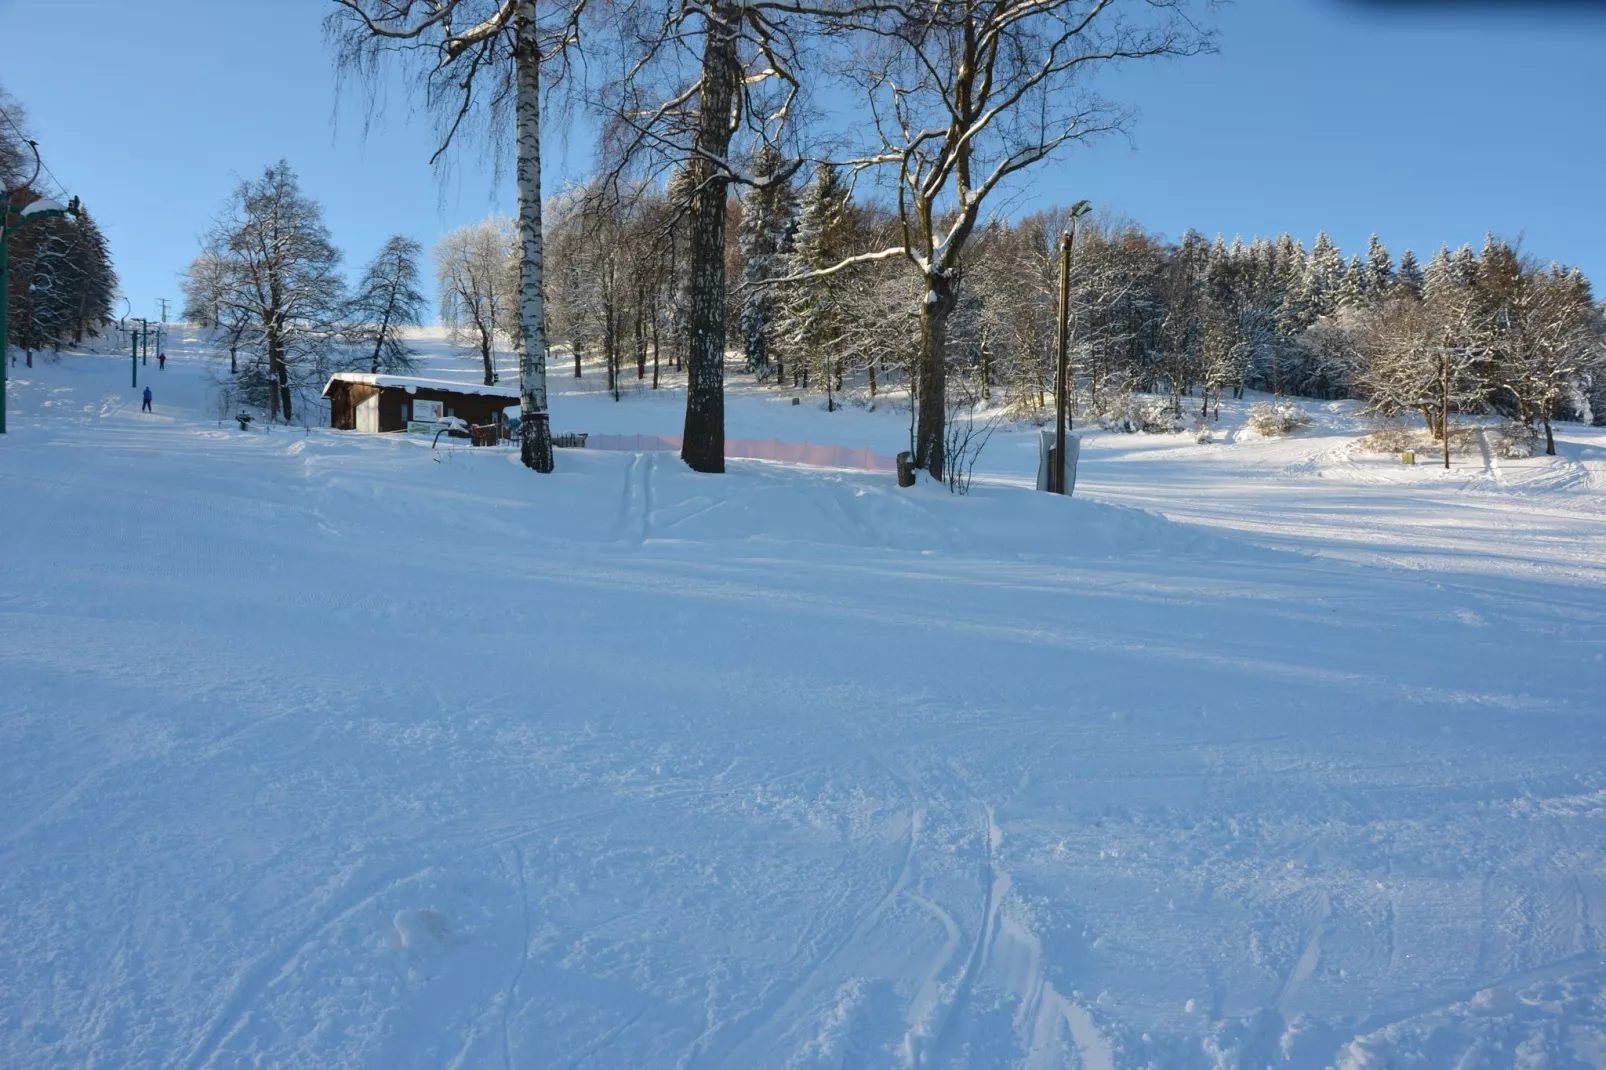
[356,394,380,433]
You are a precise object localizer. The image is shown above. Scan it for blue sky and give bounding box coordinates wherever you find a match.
[2,0,1602,323]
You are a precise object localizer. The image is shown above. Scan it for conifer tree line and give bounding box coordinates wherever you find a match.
[1,86,117,366]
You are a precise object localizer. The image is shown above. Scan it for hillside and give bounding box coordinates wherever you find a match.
[3,330,1605,1069]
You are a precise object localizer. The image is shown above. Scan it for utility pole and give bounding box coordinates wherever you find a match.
[140,319,148,365]
[131,327,138,389]
[156,297,170,323]
[1051,200,1091,495]
[1051,234,1071,494]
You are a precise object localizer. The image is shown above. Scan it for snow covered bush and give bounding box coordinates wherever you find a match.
[1359,423,1477,456]
[1358,424,1415,454]
[1192,416,1214,444]
[943,375,999,494]
[1490,423,1539,459]
[1101,394,1179,434]
[1245,400,1311,437]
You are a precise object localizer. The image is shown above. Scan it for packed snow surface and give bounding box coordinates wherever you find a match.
[3,330,1606,1069]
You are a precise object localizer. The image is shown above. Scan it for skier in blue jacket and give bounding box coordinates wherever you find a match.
[141,386,152,413]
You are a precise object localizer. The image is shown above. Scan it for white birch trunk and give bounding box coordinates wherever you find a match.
[515,0,554,472]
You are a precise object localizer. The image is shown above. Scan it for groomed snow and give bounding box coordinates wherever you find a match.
[3,329,1605,1069]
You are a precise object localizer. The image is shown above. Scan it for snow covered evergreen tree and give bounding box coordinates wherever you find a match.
[652,166,696,373]
[1306,233,1346,318]
[1275,235,1313,334]
[1366,233,1393,296]
[0,93,117,359]
[1423,245,1455,302]
[1338,254,1369,310]
[776,163,851,400]
[1396,248,1424,301]
[737,145,796,380]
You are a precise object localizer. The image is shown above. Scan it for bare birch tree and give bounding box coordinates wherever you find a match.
[328,0,585,472]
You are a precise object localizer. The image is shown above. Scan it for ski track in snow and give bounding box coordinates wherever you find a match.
[3,332,1606,1068]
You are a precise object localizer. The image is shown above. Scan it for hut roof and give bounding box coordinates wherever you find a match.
[321,373,521,400]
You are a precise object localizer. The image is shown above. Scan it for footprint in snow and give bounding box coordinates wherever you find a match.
[390,908,452,951]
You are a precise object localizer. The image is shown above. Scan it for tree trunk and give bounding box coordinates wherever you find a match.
[1441,352,1450,470]
[606,327,616,398]
[370,306,391,373]
[480,331,495,386]
[573,341,582,378]
[514,0,554,473]
[268,333,292,421]
[605,286,619,400]
[915,275,955,480]
[680,0,740,474]
[265,317,282,422]
[634,294,647,379]
[1543,402,1556,456]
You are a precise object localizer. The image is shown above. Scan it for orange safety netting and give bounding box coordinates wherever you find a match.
[587,435,897,473]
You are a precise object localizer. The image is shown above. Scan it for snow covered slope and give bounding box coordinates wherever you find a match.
[3,332,1605,1069]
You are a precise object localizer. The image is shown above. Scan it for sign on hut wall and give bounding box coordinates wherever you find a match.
[407,399,446,434]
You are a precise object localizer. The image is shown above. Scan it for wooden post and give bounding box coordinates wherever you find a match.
[1050,201,1090,493]
[1441,349,1451,470]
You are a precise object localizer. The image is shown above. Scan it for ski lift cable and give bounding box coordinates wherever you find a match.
[0,105,65,196]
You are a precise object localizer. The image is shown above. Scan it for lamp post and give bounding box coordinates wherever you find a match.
[120,298,136,388]
[1050,199,1091,494]
[1,141,78,435]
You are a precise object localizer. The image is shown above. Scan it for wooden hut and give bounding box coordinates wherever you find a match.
[322,373,520,434]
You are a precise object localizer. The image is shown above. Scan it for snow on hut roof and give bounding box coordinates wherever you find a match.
[321,373,521,400]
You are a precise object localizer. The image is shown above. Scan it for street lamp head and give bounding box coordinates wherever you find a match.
[1068,199,1092,220]
[19,197,68,220]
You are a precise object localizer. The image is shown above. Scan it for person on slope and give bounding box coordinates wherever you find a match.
[158,352,166,370]
[141,386,152,413]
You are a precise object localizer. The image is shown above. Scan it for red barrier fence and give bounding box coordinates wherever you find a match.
[586,435,897,473]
